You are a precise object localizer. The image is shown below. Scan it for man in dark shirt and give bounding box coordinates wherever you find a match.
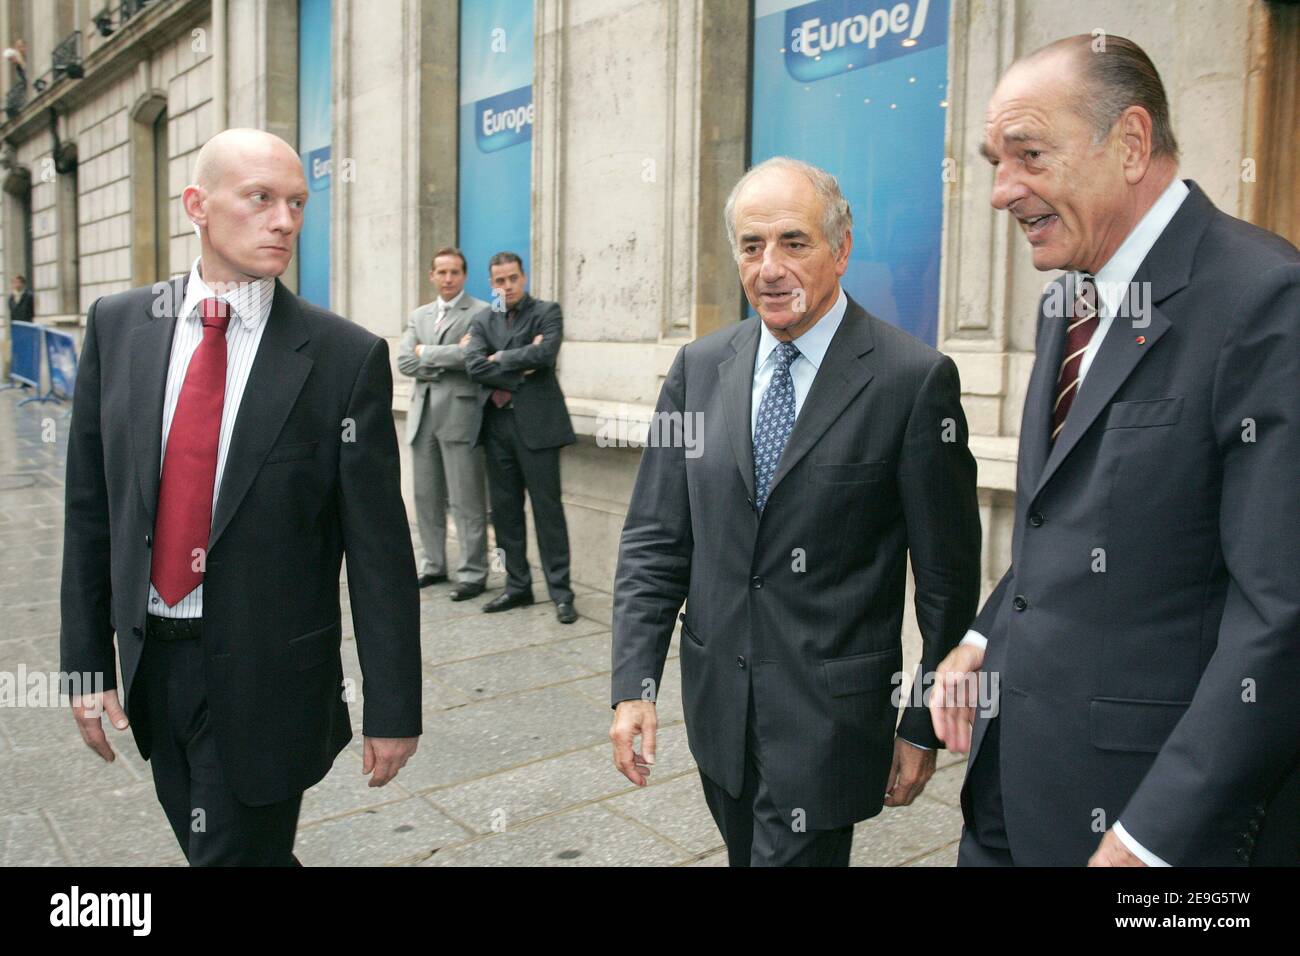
[464,252,579,624]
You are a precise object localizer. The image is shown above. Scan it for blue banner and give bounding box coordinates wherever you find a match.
[751,0,949,344]
[298,0,332,309]
[459,0,533,303]
[45,328,78,399]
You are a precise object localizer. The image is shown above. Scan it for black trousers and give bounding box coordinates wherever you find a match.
[138,623,302,866]
[698,687,854,867]
[482,404,574,604]
[957,715,1015,866]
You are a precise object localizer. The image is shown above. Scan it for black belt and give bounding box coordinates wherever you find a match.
[146,614,202,641]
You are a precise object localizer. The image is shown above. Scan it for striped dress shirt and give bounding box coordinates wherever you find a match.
[147,258,276,619]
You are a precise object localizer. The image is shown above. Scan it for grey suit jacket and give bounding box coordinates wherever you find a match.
[397,294,489,443]
[961,181,1300,865]
[611,296,981,830]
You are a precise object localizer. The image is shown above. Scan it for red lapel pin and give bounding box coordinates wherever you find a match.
[1135,335,1146,345]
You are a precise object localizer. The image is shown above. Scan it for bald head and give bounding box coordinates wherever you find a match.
[182,128,308,284]
[192,128,303,191]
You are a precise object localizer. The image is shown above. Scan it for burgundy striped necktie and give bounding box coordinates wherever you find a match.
[1051,275,1099,442]
[150,297,230,605]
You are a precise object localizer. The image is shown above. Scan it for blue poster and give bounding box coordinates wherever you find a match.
[45,328,78,399]
[459,0,533,303]
[298,0,332,309]
[750,0,949,344]
[8,321,42,387]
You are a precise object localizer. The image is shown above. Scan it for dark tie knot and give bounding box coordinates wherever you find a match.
[774,341,800,370]
[199,296,232,332]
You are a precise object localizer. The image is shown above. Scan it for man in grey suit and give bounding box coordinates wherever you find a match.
[931,35,1300,866]
[609,158,981,865]
[397,247,490,601]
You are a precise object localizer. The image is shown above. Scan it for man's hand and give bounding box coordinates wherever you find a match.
[884,737,936,806]
[71,689,128,762]
[610,700,656,786]
[459,333,471,347]
[929,642,985,754]
[414,343,423,356]
[362,736,418,787]
[1089,828,1147,867]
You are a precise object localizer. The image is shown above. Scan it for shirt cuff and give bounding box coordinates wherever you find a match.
[1113,821,1170,867]
[959,629,988,650]
[897,736,933,751]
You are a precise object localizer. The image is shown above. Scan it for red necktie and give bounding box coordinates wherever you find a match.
[490,307,516,408]
[1051,275,1099,442]
[150,297,231,605]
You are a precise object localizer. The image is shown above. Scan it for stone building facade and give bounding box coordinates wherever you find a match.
[1,0,1295,617]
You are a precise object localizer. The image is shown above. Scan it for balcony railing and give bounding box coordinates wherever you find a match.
[52,30,83,80]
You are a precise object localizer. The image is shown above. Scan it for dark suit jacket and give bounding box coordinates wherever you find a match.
[464,293,576,449]
[8,289,33,325]
[612,296,981,830]
[60,275,422,807]
[963,181,1300,865]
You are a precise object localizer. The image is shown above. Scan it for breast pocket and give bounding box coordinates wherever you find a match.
[813,461,889,485]
[263,440,320,464]
[1103,397,1182,430]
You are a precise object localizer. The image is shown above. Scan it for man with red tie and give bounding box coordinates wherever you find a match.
[60,129,422,865]
[930,36,1300,866]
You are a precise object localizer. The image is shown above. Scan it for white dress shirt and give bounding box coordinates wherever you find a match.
[959,178,1191,864]
[148,258,276,619]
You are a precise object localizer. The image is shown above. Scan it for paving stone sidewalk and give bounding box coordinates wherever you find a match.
[0,388,965,866]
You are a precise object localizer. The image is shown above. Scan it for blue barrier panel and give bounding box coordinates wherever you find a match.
[9,320,43,387]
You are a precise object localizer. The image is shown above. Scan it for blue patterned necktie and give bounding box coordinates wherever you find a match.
[753,341,800,512]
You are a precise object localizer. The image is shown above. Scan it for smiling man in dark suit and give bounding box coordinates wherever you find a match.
[60,129,421,866]
[931,35,1300,867]
[609,157,981,866]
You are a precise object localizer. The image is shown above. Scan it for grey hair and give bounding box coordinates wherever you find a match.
[723,156,853,259]
[1026,34,1179,160]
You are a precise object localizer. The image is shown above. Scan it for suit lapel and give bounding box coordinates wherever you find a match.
[1019,279,1068,497]
[766,299,875,500]
[1034,305,1172,497]
[1030,181,1210,498]
[718,319,761,502]
[207,280,314,551]
[130,274,186,526]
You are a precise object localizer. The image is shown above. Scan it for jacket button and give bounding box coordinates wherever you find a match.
[1028,512,1044,527]
[1012,595,1028,611]
[132,625,143,637]
[736,656,746,669]
[750,576,763,590]
[145,534,152,548]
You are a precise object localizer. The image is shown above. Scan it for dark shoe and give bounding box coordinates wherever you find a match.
[483,590,534,613]
[555,602,578,624]
[418,573,448,588]
[449,581,486,602]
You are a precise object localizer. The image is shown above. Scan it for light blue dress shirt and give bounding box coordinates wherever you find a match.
[751,287,848,438]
